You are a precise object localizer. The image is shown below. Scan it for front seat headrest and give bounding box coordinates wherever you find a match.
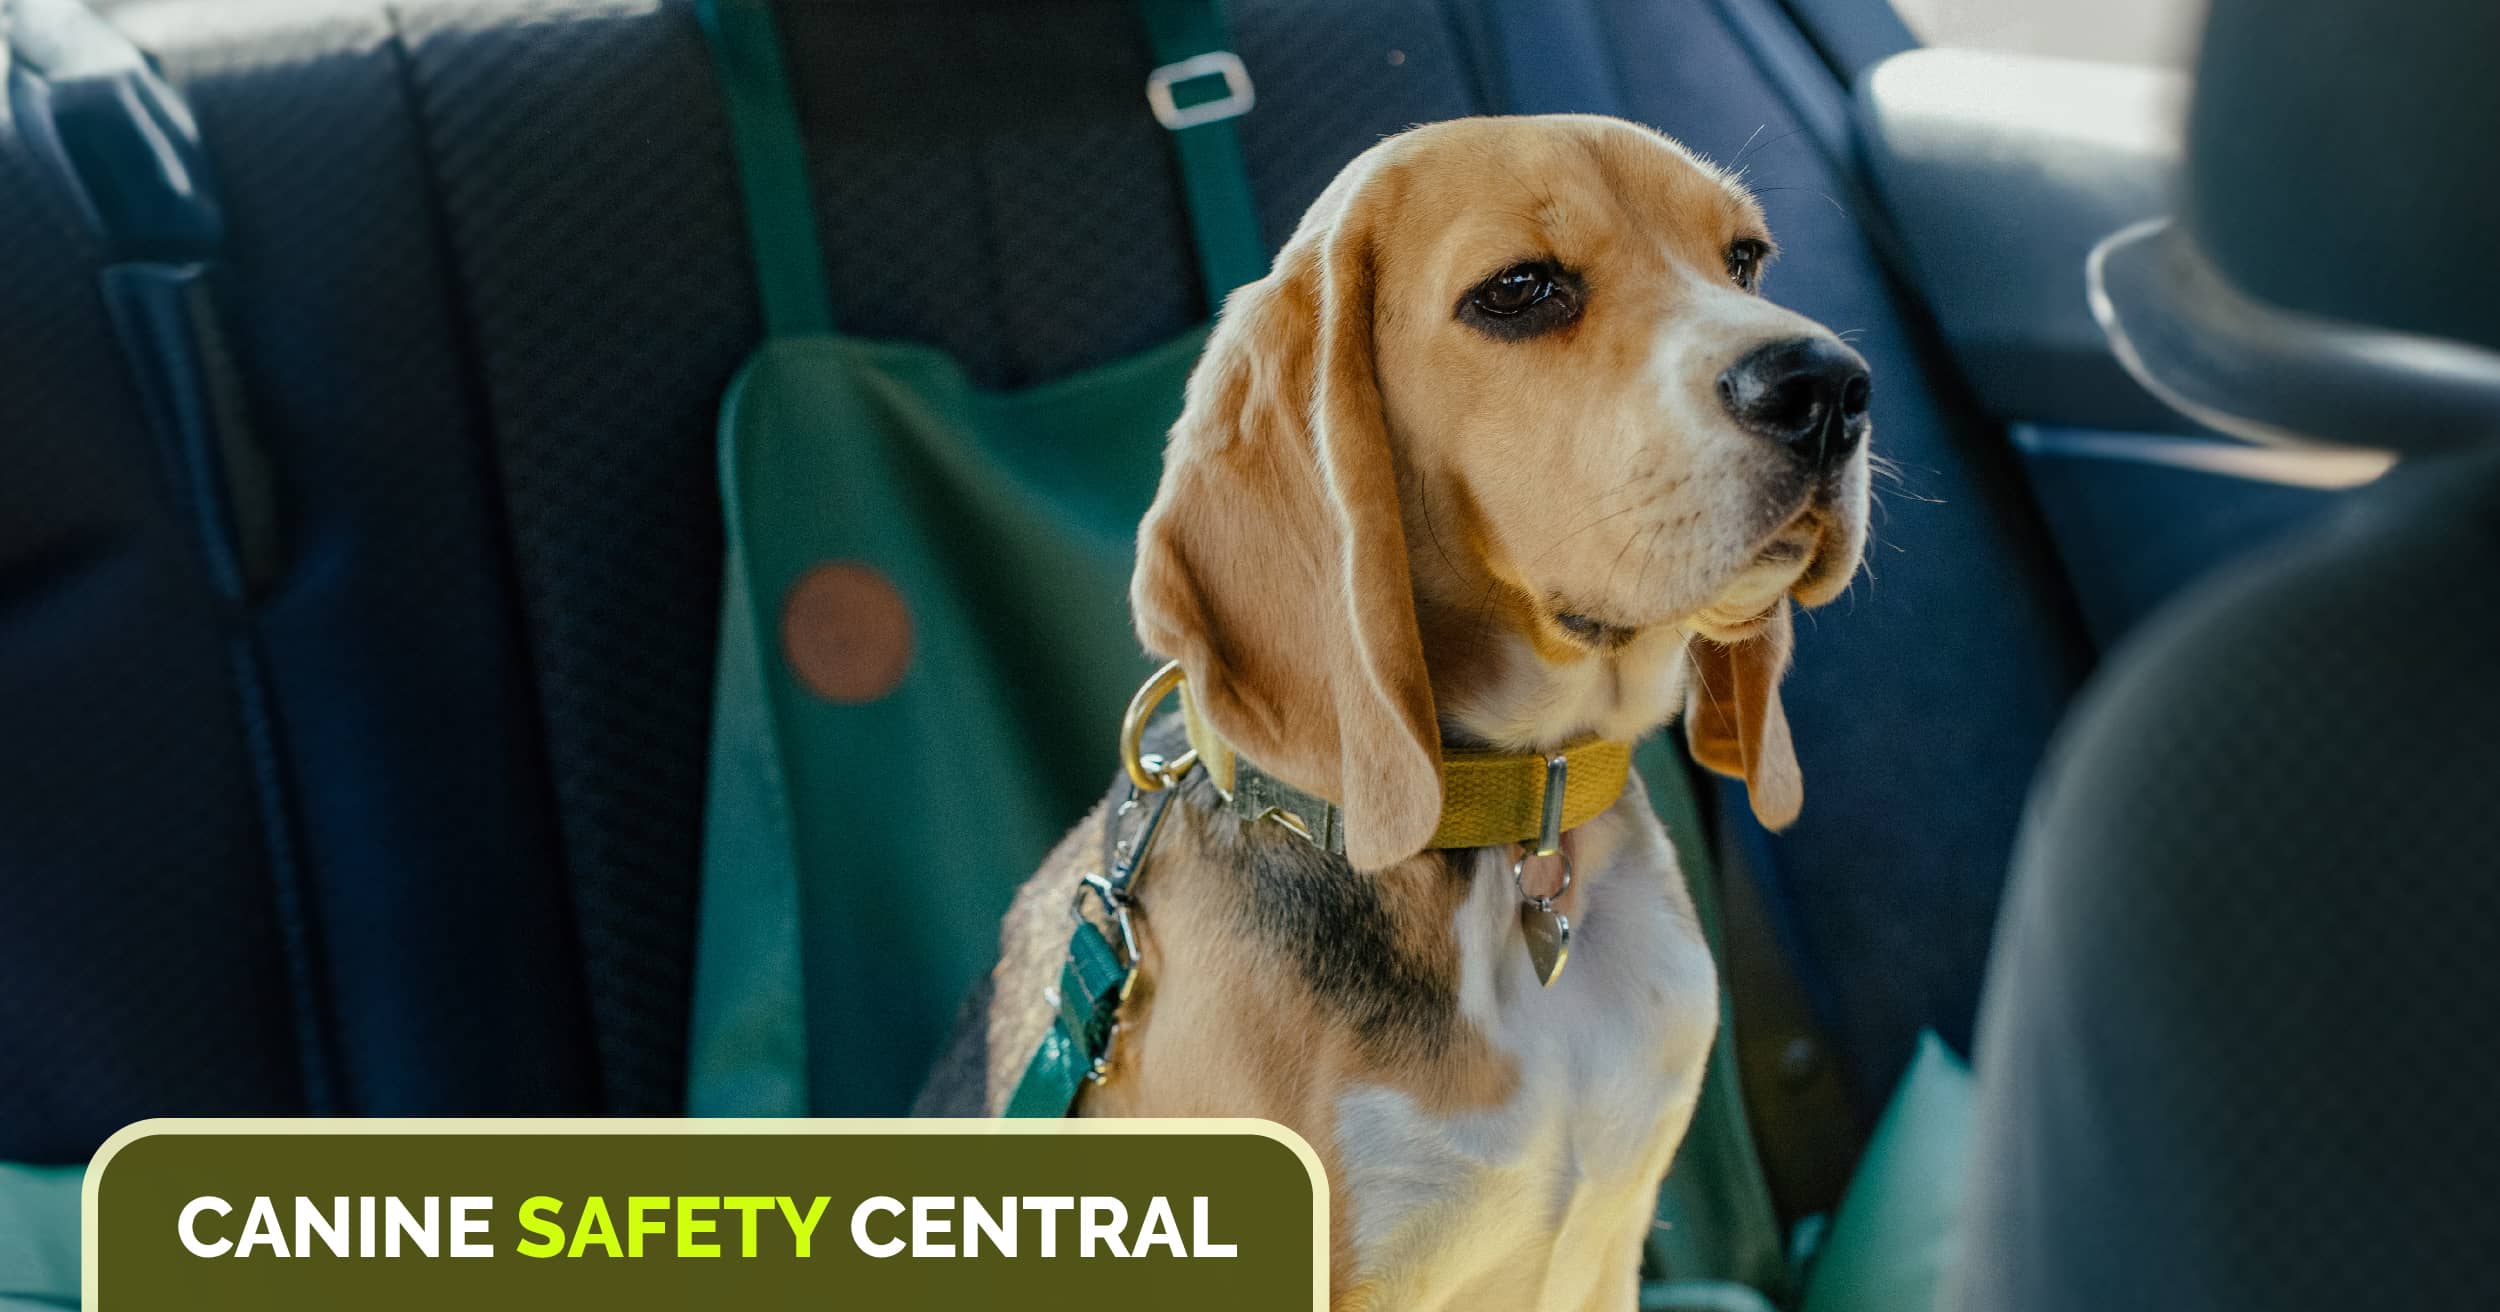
[2087,0,2500,454]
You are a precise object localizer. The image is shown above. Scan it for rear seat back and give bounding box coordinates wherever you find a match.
[1,0,2087,1159]
[131,0,610,1122]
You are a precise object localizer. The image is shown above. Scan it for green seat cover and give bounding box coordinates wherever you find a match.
[0,1162,80,1310]
[686,0,1262,1116]
[693,328,1209,1113]
[1800,1030,1974,1312]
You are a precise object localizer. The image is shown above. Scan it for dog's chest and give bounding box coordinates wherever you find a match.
[1330,809,1718,1311]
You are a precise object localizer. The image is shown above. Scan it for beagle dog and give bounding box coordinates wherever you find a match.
[929,114,1870,1310]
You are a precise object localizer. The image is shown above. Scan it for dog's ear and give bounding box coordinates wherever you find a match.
[1684,600,1803,830]
[1131,161,1442,871]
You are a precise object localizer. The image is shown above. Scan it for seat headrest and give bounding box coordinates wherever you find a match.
[2090,0,2500,454]
[2186,0,2500,356]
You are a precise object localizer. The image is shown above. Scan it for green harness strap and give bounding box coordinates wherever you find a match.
[1004,916,1134,1118]
[1002,782,1182,1117]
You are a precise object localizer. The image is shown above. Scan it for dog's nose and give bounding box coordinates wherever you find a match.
[1716,336,1870,470]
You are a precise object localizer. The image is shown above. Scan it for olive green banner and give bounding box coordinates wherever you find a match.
[87,1119,1323,1309]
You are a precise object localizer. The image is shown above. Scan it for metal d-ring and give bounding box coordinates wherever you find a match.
[1512,847,1576,908]
[1120,660,1199,792]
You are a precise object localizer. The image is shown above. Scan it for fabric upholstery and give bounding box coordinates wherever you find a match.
[1955,449,2500,1309]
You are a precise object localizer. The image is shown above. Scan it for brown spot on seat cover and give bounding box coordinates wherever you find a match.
[781,562,912,702]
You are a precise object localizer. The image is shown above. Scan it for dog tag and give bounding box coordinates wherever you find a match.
[1522,900,1571,986]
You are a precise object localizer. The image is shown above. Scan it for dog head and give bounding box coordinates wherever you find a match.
[1134,115,1871,868]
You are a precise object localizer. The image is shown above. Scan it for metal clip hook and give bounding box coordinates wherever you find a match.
[1512,752,1576,903]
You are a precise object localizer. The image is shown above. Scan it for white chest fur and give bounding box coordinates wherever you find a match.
[1330,792,1720,1311]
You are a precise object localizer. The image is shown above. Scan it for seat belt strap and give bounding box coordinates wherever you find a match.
[17,0,335,1115]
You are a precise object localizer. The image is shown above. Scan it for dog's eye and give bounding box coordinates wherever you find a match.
[1726,239,1768,291]
[1458,261,1582,339]
[1472,263,1556,316]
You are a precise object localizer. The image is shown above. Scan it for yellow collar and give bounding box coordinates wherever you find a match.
[1166,672,1632,854]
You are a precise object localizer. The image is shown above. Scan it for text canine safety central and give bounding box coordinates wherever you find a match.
[176,1194,1244,1260]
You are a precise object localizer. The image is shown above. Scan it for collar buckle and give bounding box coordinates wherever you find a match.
[1230,760,1342,853]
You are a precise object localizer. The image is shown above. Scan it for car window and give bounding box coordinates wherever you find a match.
[1890,0,2205,65]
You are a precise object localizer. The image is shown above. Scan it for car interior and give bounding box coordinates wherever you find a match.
[4,0,2492,1307]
